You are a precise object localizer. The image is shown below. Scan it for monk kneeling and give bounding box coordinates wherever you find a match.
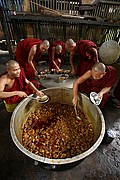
[73,62,117,108]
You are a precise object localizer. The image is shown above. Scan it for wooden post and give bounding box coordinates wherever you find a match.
[22,0,34,38]
[22,0,31,11]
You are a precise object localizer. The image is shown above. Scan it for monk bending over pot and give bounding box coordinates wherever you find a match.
[73,62,117,108]
[65,39,99,76]
[0,60,44,112]
[16,38,50,82]
[48,40,66,71]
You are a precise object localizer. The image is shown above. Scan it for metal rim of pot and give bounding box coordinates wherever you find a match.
[10,87,105,165]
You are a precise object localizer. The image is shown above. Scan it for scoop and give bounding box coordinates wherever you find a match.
[28,95,49,103]
[74,105,81,120]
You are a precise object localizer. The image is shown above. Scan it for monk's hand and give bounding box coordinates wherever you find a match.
[17,91,28,98]
[98,92,103,100]
[71,69,76,76]
[72,97,78,106]
[58,58,61,63]
[56,68,60,73]
[36,90,44,97]
[34,70,38,76]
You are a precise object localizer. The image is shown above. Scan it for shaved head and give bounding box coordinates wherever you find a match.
[40,40,50,52]
[92,62,106,73]
[6,60,19,70]
[42,40,50,48]
[65,39,76,47]
[65,39,76,50]
[6,60,21,78]
[55,45,62,53]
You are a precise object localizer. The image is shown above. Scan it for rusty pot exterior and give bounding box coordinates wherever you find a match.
[10,87,105,165]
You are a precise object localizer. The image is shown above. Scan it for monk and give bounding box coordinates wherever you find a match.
[16,38,50,81]
[0,60,44,112]
[65,39,98,76]
[72,62,117,108]
[113,78,120,108]
[48,41,65,70]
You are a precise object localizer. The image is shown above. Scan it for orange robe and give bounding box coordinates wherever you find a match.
[74,40,98,76]
[78,66,117,108]
[16,38,42,80]
[48,41,65,69]
[3,68,39,105]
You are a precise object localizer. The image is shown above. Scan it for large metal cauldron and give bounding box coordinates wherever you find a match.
[10,87,105,165]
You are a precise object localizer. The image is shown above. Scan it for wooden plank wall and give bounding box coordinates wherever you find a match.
[0,0,119,58]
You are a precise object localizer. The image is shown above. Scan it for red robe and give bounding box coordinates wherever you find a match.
[113,78,120,101]
[78,66,117,108]
[74,40,98,76]
[48,41,65,69]
[16,38,42,80]
[3,68,39,104]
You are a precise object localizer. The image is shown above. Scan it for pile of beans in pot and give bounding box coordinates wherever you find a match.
[22,103,94,159]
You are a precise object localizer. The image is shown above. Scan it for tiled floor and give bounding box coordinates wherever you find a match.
[0,50,120,180]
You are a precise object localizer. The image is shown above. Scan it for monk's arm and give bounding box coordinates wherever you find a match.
[28,45,38,75]
[70,50,76,75]
[98,87,111,99]
[51,47,59,70]
[72,71,91,105]
[25,78,44,97]
[92,47,99,62]
[0,77,27,98]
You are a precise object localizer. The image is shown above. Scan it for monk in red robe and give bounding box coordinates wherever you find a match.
[65,39,98,76]
[48,41,65,70]
[16,38,50,81]
[73,62,117,108]
[113,79,120,108]
[0,60,44,112]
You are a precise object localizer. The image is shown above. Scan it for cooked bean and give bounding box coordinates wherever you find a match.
[22,103,94,159]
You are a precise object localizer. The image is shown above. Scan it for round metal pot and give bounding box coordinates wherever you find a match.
[10,87,105,165]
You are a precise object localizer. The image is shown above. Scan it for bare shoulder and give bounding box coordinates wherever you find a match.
[0,74,7,82]
[29,45,37,56]
[82,70,92,78]
[75,70,91,84]
[32,44,37,52]
[0,74,8,89]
